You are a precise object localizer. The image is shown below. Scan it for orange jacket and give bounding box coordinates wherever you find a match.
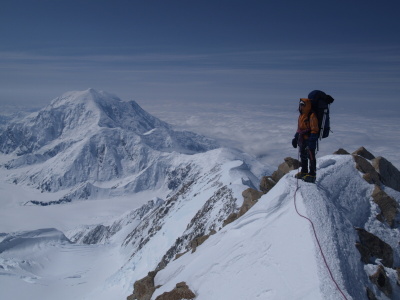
[297,98,319,139]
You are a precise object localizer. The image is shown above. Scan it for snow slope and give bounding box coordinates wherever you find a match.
[152,155,400,300]
[0,228,123,300]
[0,147,268,300]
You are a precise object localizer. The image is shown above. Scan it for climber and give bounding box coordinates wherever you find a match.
[292,98,318,183]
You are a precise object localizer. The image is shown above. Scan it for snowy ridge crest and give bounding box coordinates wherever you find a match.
[124,151,400,300]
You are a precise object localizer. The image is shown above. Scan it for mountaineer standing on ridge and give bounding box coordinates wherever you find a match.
[292,97,319,183]
[292,90,335,184]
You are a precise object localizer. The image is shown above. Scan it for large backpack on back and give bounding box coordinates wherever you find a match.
[308,90,334,140]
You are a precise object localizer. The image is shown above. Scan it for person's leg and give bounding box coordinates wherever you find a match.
[308,148,316,176]
[300,143,309,174]
[303,147,316,183]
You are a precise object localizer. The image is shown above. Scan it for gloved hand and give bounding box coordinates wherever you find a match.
[292,133,299,148]
[307,133,318,150]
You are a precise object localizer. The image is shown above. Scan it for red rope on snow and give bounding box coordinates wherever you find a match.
[293,152,349,300]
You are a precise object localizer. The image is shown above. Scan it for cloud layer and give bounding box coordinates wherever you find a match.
[142,101,400,171]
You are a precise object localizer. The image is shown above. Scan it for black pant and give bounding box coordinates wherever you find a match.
[299,142,316,176]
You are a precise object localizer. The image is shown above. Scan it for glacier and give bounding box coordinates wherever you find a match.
[0,89,399,300]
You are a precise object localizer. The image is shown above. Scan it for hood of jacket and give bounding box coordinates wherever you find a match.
[299,98,312,115]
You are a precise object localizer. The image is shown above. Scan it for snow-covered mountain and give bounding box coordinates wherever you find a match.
[0,89,220,202]
[0,90,399,300]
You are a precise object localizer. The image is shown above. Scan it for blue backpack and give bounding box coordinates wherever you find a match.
[308,90,334,139]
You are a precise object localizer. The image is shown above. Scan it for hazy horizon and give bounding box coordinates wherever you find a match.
[1,1,399,110]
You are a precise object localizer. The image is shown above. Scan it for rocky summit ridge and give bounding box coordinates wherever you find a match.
[127,146,400,300]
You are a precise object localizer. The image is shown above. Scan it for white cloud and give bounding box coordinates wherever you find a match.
[143,101,400,170]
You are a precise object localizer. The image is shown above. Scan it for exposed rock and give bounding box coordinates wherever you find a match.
[352,147,375,160]
[222,187,264,227]
[223,212,238,227]
[71,199,165,245]
[397,268,400,286]
[174,251,188,260]
[260,176,276,194]
[128,271,158,300]
[123,180,196,252]
[157,186,236,270]
[372,185,399,227]
[333,148,350,155]
[238,188,263,218]
[366,287,378,300]
[352,155,381,185]
[271,157,300,182]
[369,265,392,297]
[155,282,196,300]
[372,156,400,192]
[355,228,393,268]
[223,157,299,227]
[190,230,216,253]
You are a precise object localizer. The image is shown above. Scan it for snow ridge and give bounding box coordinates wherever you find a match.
[150,154,400,300]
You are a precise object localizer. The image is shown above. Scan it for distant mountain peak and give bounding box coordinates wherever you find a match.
[50,89,120,107]
[45,88,167,133]
[0,89,219,193]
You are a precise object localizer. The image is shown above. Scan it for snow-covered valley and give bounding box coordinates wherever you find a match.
[1,89,399,300]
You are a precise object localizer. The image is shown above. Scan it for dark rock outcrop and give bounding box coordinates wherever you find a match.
[155,282,196,300]
[333,148,350,155]
[352,155,381,185]
[372,185,399,228]
[355,228,393,268]
[174,251,188,260]
[128,271,158,300]
[353,147,375,160]
[271,157,300,183]
[372,156,400,192]
[238,188,264,218]
[260,176,276,194]
[369,265,392,297]
[352,147,400,192]
[190,230,216,253]
[223,187,263,227]
[222,212,238,227]
[224,157,299,227]
[259,157,300,194]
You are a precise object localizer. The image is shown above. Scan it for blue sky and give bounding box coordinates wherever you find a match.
[1,0,399,112]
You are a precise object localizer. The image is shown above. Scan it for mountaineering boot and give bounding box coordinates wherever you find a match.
[295,172,308,180]
[303,174,316,183]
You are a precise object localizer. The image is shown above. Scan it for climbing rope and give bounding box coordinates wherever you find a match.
[293,152,349,300]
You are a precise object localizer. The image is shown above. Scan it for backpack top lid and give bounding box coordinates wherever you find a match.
[308,90,334,105]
